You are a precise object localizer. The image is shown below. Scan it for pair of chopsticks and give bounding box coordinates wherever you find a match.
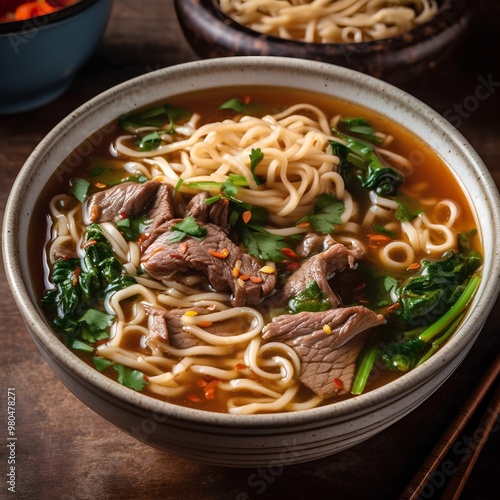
[400,351,500,500]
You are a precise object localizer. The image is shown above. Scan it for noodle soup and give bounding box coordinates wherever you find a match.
[35,86,482,414]
[218,0,439,44]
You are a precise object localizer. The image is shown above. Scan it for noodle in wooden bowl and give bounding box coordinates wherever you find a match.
[174,0,472,86]
[3,57,500,467]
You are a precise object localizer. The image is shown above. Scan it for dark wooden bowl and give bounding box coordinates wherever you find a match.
[174,0,472,86]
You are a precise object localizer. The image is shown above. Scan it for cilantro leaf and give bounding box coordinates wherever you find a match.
[249,148,264,184]
[169,216,207,242]
[93,356,114,372]
[395,200,422,222]
[113,364,148,391]
[116,214,150,241]
[298,193,345,234]
[78,308,114,331]
[239,226,288,262]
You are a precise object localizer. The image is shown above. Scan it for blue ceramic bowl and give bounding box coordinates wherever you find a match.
[0,0,112,114]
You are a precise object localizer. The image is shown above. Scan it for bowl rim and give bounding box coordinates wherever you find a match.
[3,56,500,428]
[0,0,104,35]
[176,0,471,51]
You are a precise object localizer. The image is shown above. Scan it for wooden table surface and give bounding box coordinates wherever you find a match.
[1,1,499,499]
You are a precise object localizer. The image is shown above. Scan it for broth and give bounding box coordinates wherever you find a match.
[32,86,482,414]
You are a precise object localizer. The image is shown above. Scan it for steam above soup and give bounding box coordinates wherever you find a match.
[38,87,482,414]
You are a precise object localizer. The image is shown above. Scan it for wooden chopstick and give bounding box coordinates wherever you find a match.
[400,351,500,500]
[440,380,500,500]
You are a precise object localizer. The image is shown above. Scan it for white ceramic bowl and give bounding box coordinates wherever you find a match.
[3,57,500,467]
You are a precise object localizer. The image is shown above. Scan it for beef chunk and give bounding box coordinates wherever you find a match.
[276,239,363,308]
[262,306,385,399]
[141,221,276,306]
[85,180,161,222]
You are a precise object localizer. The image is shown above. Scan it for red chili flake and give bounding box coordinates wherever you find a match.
[286,262,301,272]
[89,204,99,222]
[281,247,299,259]
[250,276,263,284]
[196,379,208,388]
[197,320,213,328]
[180,242,188,254]
[295,221,310,228]
[368,233,392,244]
[387,302,401,313]
[204,379,219,400]
[208,248,229,259]
[235,363,247,370]
[333,378,344,390]
[169,253,185,259]
[72,267,81,286]
[137,233,148,244]
[239,274,250,281]
[119,211,127,219]
[82,239,97,249]
[242,211,252,224]
[94,182,107,189]
[356,296,370,304]
[186,393,203,403]
[243,95,251,104]
[353,282,366,291]
[407,262,421,271]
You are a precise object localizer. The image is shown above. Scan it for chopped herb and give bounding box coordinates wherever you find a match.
[219,98,260,115]
[113,364,148,391]
[120,104,191,133]
[374,224,396,238]
[93,356,114,372]
[70,178,91,203]
[169,215,207,242]
[249,148,264,184]
[395,199,422,222]
[239,225,289,262]
[298,193,345,234]
[339,117,383,144]
[288,281,331,314]
[174,178,184,195]
[138,131,162,151]
[116,214,150,241]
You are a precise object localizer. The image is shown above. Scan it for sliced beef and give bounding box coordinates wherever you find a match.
[295,232,327,258]
[143,303,170,343]
[141,221,276,307]
[53,245,78,261]
[164,307,205,349]
[276,239,364,308]
[262,306,385,399]
[85,180,161,223]
[144,305,247,349]
[140,184,176,250]
[185,191,229,232]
